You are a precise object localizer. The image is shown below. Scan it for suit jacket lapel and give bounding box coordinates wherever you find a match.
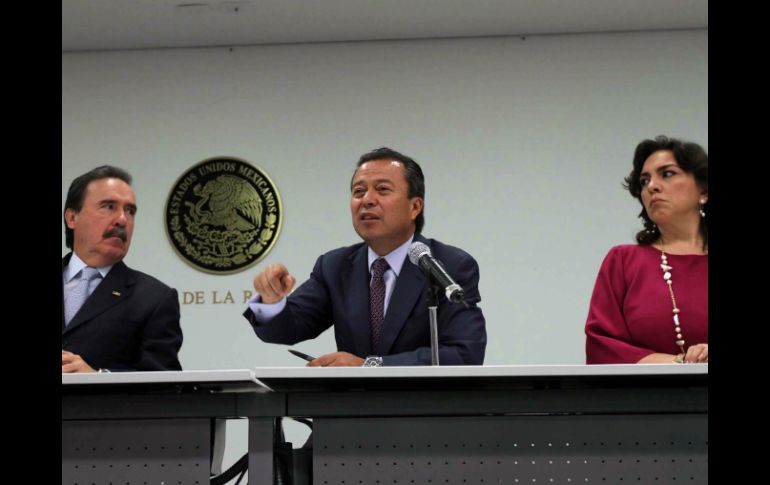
[342,246,373,357]
[63,261,134,335]
[375,236,429,355]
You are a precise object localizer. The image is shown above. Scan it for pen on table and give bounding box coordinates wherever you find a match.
[288,349,316,362]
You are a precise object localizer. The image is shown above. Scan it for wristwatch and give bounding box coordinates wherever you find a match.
[362,355,383,367]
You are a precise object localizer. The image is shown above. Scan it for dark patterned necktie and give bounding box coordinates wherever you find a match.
[369,258,390,349]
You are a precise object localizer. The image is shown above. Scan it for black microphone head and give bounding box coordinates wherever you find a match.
[408,241,431,265]
[448,287,465,303]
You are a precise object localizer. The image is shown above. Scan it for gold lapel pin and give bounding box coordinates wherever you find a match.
[112,291,122,296]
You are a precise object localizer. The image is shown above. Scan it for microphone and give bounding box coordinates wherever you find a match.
[408,241,465,303]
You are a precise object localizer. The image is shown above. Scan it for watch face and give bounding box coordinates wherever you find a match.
[364,356,382,367]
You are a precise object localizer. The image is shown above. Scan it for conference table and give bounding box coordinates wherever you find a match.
[62,364,707,484]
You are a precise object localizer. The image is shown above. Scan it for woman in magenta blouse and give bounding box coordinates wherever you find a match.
[585,135,708,364]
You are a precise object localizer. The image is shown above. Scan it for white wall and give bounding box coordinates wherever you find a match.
[62,28,707,463]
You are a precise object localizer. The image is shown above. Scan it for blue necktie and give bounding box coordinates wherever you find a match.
[370,258,389,349]
[65,267,101,326]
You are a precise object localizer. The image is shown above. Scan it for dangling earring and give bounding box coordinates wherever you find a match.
[645,223,658,234]
[699,198,706,218]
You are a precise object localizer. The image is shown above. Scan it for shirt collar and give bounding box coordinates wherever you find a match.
[64,252,114,283]
[367,234,414,277]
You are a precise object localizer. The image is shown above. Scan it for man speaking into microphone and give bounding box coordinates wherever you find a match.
[243,147,486,366]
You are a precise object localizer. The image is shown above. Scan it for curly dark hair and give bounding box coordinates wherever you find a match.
[623,135,708,248]
[352,147,426,234]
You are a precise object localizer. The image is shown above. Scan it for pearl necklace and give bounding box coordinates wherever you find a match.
[658,244,686,355]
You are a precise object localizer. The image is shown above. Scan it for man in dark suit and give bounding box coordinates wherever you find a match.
[244,148,486,366]
[62,166,183,372]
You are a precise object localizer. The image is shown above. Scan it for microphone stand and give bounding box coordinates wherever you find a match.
[425,283,441,366]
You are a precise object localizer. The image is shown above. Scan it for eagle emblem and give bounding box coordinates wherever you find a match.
[165,157,283,273]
